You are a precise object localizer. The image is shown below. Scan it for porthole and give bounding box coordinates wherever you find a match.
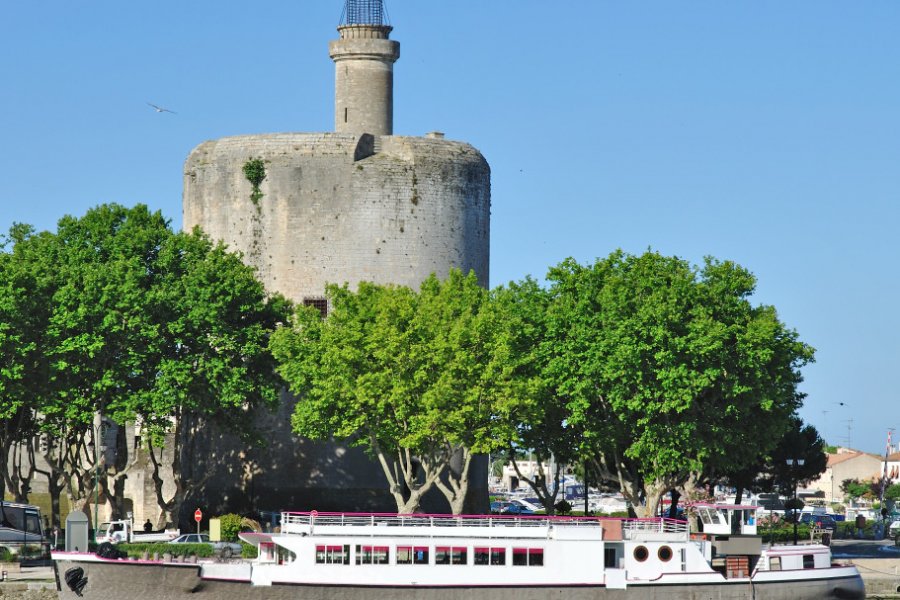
[633,546,649,562]
[658,546,673,562]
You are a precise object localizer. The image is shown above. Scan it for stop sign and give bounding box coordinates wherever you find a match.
[194,508,202,523]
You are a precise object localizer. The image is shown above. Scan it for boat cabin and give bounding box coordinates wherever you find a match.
[692,502,758,536]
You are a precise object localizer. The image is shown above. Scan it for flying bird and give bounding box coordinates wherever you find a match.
[147,102,176,114]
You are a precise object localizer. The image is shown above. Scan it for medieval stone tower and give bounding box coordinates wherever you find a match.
[180,0,491,516]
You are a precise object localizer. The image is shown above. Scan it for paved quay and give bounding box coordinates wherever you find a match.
[0,565,56,599]
[828,539,900,598]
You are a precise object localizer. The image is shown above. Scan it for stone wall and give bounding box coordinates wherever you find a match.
[180,130,491,520]
[183,132,490,298]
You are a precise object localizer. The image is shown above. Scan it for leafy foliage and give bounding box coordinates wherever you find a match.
[243,159,266,205]
[884,483,900,501]
[271,270,518,513]
[217,513,243,542]
[841,479,872,500]
[118,542,215,559]
[0,204,290,525]
[540,251,814,516]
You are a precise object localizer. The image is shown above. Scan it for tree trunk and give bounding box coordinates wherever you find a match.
[507,450,561,515]
[434,447,473,515]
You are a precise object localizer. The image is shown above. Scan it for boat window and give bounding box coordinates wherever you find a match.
[259,542,276,563]
[315,545,350,565]
[513,548,543,567]
[474,547,489,565]
[414,546,429,565]
[435,546,466,565]
[769,557,781,571]
[355,545,390,565]
[491,548,506,566]
[397,546,413,565]
[633,546,649,563]
[803,554,815,569]
[604,548,617,568]
[658,546,673,562]
[699,509,712,525]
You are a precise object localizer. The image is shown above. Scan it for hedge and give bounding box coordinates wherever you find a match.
[118,542,215,559]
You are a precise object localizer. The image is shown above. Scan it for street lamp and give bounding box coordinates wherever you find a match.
[786,458,806,546]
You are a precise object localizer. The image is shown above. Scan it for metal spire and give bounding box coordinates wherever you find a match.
[340,0,388,26]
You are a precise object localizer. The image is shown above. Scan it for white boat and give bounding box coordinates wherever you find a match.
[52,503,864,599]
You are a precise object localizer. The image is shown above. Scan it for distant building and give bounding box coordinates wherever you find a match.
[807,450,883,503]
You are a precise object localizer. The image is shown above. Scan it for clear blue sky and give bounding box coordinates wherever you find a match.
[2,1,898,454]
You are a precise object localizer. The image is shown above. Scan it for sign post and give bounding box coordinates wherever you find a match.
[194,508,202,535]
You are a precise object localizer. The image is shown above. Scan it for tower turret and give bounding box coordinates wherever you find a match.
[330,0,400,135]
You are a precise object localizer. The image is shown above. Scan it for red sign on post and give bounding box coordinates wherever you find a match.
[194,508,202,534]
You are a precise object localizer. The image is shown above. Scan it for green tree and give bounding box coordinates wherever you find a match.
[541,251,814,517]
[0,224,54,505]
[489,278,578,515]
[761,417,827,495]
[7,204,290,526]
[884,483,900,502]
[272,280,435,513]
[412,271,517,514]
[720,417,826,507]
[272,270,519,514]
[840,479,871,501]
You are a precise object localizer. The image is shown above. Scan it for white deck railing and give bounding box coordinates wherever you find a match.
[280,511,687,536]
[622,518,689,536]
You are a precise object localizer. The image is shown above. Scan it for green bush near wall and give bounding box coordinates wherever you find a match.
[118,542,215,559]
[217,514,243,542]
[241,542,258,559]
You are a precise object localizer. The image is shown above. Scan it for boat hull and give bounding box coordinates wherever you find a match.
[53,558,865,600]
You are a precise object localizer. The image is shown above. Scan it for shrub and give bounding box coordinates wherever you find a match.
[555,500,572,515]
[0,547,14,562]
[218,514,243,542]
[241,542,258,559]
[119,542,215,559]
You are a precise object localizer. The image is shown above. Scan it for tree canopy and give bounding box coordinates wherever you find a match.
[539,251,814,516]
[272,270,520,513]
[0,204,290,526]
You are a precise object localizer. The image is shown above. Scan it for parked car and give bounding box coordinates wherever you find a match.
[889,519,900,537]
[798,513,837,532]
[500,500,534,515]
[168,533,243,557]
[489,500,534,515]
[515,498,545,513]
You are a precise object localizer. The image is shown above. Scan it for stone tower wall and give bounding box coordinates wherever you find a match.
[330,25,400,135]
[181,131,491,517]
[183,132,490,298]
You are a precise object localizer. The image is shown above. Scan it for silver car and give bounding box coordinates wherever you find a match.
[168,533,243,557]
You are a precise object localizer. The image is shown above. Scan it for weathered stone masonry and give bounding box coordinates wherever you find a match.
[175,1,491,519]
